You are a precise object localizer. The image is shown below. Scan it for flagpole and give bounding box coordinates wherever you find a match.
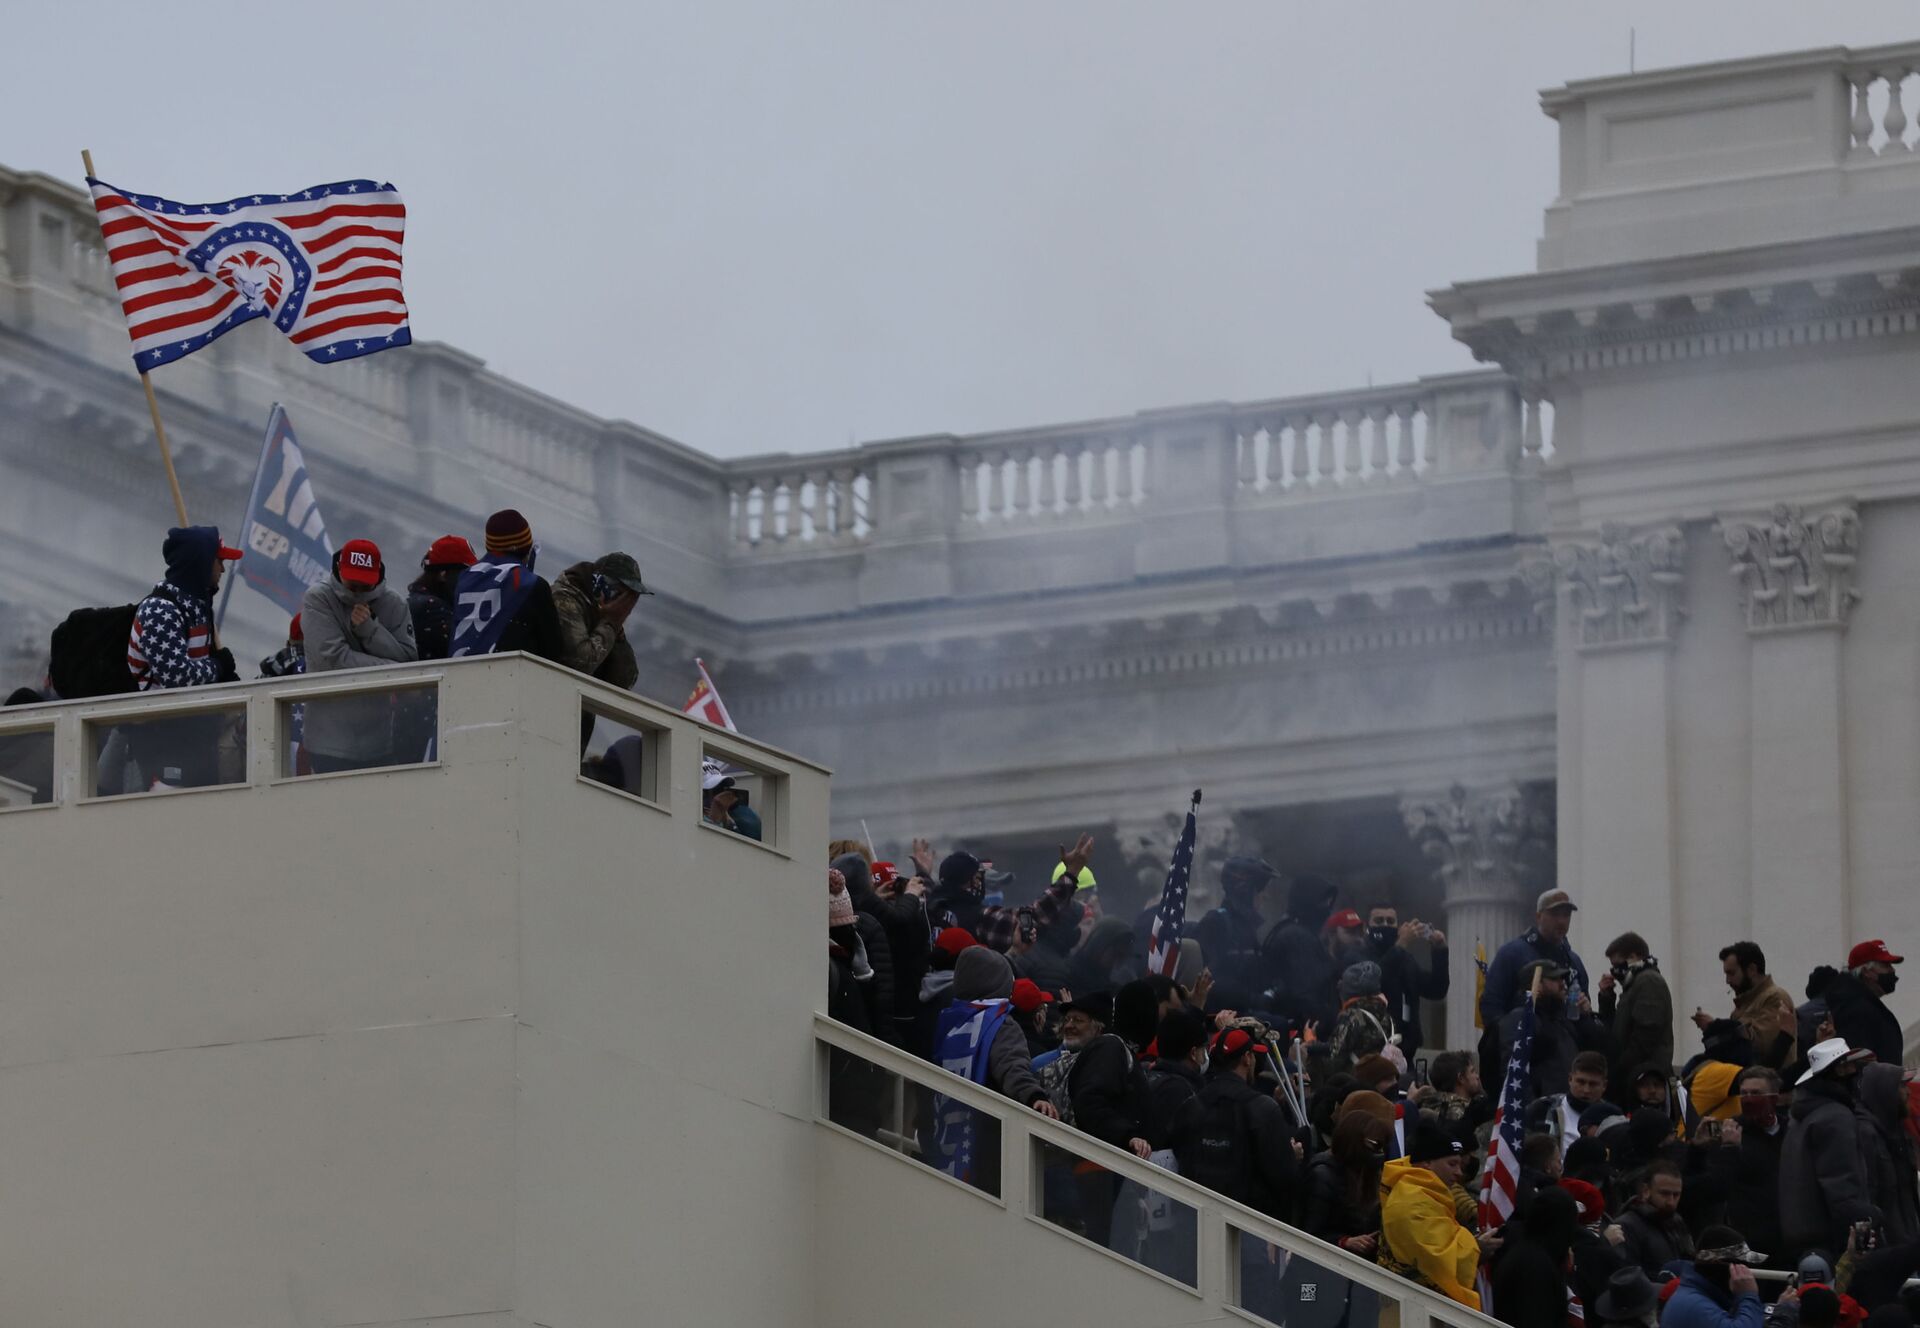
[81,149,190,528]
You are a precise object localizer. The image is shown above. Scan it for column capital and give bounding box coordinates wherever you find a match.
[1400,782,1554,908]
[1717,501,1861,633]
[1532,522,1688,652]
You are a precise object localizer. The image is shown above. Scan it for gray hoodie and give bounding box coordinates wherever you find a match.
[299,577,419,761]
[950,946,1044,1108]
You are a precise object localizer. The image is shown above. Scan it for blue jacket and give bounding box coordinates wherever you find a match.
[1660,1267,1762,1328]
[1479,928,1590,1027]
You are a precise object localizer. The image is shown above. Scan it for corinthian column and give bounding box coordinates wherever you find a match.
[1402,784,1555,1051]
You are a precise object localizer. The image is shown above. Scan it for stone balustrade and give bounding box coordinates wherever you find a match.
[726,456,874,549]
[1847,48,1920,156]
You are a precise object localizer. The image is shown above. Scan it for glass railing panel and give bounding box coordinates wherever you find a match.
[1034,1138,1198,1288]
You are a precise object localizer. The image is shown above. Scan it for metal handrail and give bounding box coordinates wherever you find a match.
[813,1013,1498,1327]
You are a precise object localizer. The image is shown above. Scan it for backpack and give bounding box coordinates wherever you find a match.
[48,604,139,699]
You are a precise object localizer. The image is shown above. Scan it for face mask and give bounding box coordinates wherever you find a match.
[1369,925,1398,950]
[1740,1100,1777,1131]
[1882,970,1901,994]
[1611,964,1631,984]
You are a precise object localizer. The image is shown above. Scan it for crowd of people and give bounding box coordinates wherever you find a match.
[7,510,659,793]
[826,841,1920,1328]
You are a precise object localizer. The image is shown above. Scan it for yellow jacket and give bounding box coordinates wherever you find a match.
[1379,1158,1482,1310]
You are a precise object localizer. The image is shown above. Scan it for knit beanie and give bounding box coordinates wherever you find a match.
[828,876,856,928]
[484,508,534,556]
[1338,960,1384,1002]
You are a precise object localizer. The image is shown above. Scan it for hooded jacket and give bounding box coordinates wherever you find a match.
[834,853,926,1044]
[1780,1071,1875,1257]
[551,563,639,689]
[299,575,419,760]
[949,947,1044,1107]
[1069,917,1137,997]
[1378,1157,1482,1309]
[1855,1061,1920,1245]
[1174,1067,1300,1221]
[129,527,236,691]
[1824,972,1905,1067]
[1257,876,1340,1027]
[1660,1266,1764,1328]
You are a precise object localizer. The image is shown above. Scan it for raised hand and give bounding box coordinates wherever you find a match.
[910,837,936,877]
[1059,832,1096,880]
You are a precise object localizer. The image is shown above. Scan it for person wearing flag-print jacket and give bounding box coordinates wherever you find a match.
[128,526,242,692]
[122,526,243,790]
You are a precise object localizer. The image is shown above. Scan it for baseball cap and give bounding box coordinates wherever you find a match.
[932,927,978,959]
[1009,978,1054,1015]
[700,757,736,794]
[1848,939,1905,967]
[870,862,899,891]
[1519,958,1573,986]
[337,538,383,587]
[216,536,245,562]
[594,551,654,597]
[1536,889,1578,913]
[1211,1026,1269,1060]
[1323,907,1365,934]
[423,535,477,569]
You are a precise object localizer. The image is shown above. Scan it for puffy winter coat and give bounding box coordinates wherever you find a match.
[1780,1073,1875,1258]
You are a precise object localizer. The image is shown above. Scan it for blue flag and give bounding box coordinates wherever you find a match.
[220,404,334,625]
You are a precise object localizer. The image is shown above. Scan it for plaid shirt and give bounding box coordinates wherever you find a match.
[939,867,1079,953]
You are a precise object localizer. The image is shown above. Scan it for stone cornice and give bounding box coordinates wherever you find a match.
[728,591,1548,715]
[1431,225,1920,379]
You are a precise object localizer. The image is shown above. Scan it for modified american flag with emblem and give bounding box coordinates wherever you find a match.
[87,177,410,369]
[1479,990,1534,1231]
[1144,794,1199,978]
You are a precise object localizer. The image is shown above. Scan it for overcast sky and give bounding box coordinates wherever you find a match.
[9,4,1919,457]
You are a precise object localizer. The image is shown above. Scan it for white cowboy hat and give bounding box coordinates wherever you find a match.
[1796,1036,1873,1086]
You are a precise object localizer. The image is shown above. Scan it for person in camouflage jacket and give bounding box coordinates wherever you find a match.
[552,552,648,691]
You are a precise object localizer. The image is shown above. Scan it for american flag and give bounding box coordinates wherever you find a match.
[1145,796,1198,977]
[87,177,410,370]
[683,658,737,732]
[1479,991,1534,1231]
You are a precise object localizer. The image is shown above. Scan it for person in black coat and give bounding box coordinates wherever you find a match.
[1826,943,1906,1067]
[1616,1159,1693,1276]
[1175,1025,1303,1221]
[1189,856,1278,1009]
[1857,1061,1920,1246]
[1365,903,1450,1060]
[1497,961,1608,1103]
[1490,1185,1580,1328]
[1068,980,1158,1245]
[1683,1066,1791,1263]
[1255,873,1342,1029]
[1140,1007,1209,1149]
[834,853,928,1048]
[1302,1111,1389,1254]
[1781,1040,1877,1263]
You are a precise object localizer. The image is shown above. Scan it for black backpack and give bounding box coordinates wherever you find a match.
[48,604,139,699]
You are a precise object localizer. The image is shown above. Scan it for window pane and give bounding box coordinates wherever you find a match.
[1233,1228,1395,1328]
[701,744,782,847]
[1035,1139,1197,1286]
[580,706,662,802]
[87,709,246,796]
[284,682,438,778]
[0,727,55,808]
[823,1039,1000,1199]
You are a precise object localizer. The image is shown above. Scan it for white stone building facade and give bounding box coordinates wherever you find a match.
[5,42,1918,1051]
